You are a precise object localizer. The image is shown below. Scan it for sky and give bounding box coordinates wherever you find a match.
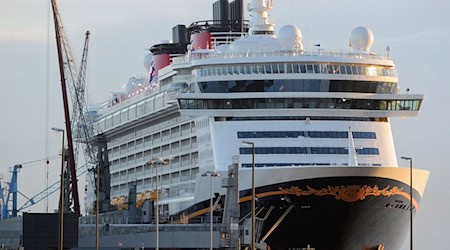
[0,0,449,249]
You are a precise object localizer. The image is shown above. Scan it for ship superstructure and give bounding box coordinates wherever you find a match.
[87,0,429,249]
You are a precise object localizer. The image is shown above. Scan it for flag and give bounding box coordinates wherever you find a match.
[190,39,196,52]
[148,62,156,83]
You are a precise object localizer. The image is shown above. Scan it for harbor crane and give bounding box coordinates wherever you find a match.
[1,0,101,220]
[0,162,89,220]
[51,0,81,215]
[0,165,22,219]
[51,0,98,215]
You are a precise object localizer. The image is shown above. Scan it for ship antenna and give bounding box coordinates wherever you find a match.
[241,0,245,37]
[348,127,358,166]
[248,0,275,36]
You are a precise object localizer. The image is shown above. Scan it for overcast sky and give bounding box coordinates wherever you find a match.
[1,0,449,249]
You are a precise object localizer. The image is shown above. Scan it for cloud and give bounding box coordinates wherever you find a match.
[0,29,46,43]
[0,0,49,43]
[379,28,450,44]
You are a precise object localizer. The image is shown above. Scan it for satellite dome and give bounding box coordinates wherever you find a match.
[278,25,303,50]
[349,26,374,51]
[143,53,153,71]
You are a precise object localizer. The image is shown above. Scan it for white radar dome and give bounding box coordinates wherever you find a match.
[143,53,153,71]
[349,26,374,51]
[278,25,303,50]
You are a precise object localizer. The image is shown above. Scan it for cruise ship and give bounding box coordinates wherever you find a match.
[87,0,429,249]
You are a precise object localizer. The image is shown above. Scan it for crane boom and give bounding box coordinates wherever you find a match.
[17,164,89,211]
[0,176,5,219]
[75,31,98,164]
[51,0,80,215]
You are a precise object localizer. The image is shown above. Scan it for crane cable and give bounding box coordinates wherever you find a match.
[1,155,60,185]
[13,155,61,169]
[45,0,51,214]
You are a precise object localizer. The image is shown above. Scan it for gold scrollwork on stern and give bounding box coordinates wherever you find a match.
[279,185,405,203]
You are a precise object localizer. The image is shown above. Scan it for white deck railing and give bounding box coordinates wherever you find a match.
[173,49,391,64]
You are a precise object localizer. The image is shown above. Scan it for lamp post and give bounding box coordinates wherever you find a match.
[51,127,65,250]
[401,156,413,250]
[242,141,256,250]
[145,157,168,250]
[95,162,100,250]
[201,171,220,250]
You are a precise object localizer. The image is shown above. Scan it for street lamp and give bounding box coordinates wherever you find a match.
[95,161,100,250]
[242,141,256,250]
[145,157,168,250]
[51,127,65,250]
[401,156,413,250]
[201,170,220,250]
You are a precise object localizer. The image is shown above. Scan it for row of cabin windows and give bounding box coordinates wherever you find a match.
[112,150,198,169]
[240,163,382,168]
[239,147,380,155]
[108,120,195,160]
[237,131,376,139]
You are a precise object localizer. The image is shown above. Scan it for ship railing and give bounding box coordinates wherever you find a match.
[97,82,164,116]
[79,215,223,237]
[79,212,221,225]
[172,49,392,64]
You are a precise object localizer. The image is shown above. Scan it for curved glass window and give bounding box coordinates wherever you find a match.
[198,63,397,78]
[179,98,422,111]
[199,79,397,94]
[253,30,275,35]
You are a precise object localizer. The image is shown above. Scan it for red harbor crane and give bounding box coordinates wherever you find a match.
[51,0,95,215]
